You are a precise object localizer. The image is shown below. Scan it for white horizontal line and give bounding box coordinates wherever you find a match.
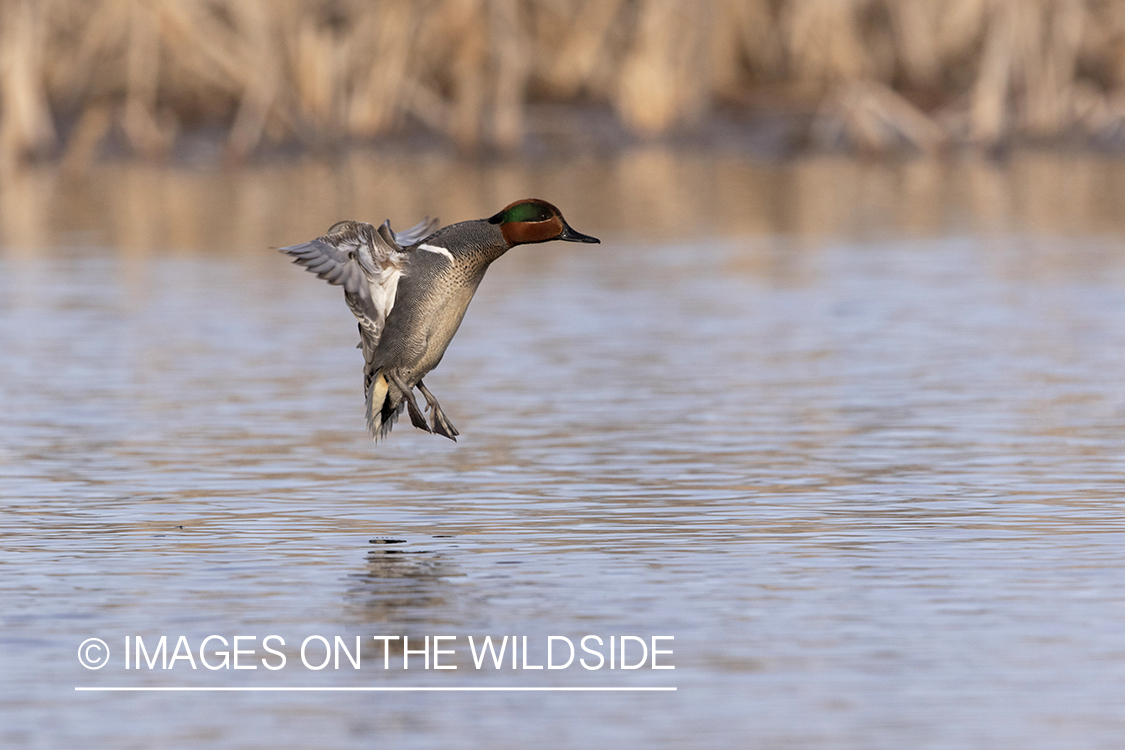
[75,686,676,692]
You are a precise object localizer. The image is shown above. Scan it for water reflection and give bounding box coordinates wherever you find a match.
[4,150,1125,253]
[346,537,462,624]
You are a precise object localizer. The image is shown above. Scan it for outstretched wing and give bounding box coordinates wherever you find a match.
[280,216,438,345]
[392,216,439,247]
[280,222,376,311]
[280,217,437,293]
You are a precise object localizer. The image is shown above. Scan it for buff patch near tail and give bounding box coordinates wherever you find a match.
[365,371,392,441]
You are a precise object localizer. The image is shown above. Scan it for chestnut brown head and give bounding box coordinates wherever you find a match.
[487,199,600,247]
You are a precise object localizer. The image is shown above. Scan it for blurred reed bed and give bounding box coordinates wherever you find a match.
[5,0,1125,168]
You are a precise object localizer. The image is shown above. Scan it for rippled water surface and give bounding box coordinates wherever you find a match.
[3,155,1125,749]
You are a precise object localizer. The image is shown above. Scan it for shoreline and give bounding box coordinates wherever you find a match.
[36,103,1125,175]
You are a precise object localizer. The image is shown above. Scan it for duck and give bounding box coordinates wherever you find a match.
[281,199,599,443]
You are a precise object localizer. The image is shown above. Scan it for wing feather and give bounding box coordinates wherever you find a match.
[279,224,374,306]
[280,218,425,349]
[393,216,439,247]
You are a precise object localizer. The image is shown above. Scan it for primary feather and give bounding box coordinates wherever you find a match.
[280,217,437,349]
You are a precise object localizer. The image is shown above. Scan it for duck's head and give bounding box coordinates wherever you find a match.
[488,199,600,247]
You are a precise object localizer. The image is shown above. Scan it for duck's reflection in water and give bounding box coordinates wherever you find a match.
[344,536,465,625]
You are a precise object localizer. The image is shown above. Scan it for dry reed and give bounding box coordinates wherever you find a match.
[3,0,1125,168]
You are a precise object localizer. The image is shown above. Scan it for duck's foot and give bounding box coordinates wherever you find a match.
[418,380,459,441]
[387,373,431,433]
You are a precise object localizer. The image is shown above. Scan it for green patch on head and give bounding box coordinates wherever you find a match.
[489,200,553,225]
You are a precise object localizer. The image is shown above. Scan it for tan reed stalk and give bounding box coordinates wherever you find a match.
[2,0,1125,166]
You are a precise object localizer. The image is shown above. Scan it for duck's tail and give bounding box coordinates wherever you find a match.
[364,370,402,442]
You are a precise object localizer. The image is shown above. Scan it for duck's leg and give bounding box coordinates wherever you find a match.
[417,380,459,440]
[386,373,431,433]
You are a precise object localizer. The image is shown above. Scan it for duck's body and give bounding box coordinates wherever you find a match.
[281,199,598,443]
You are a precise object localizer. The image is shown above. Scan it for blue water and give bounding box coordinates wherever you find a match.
[3,158,1125,748]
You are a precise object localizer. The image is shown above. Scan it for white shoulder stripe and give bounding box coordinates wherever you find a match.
[418,243,454,262]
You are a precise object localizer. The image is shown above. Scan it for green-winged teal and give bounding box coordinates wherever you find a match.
[281,199,599,442]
